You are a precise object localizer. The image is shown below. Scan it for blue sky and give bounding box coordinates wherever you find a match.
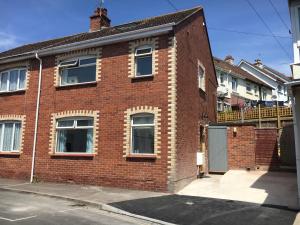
[0,0,292,74]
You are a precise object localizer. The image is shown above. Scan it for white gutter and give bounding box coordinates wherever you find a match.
[30,52,42,183]
[0,23,174,64]
[286,80,300,87]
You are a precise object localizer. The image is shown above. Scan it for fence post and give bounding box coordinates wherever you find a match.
[276,101,281,129]
[276,101,281,159]
[241,108,244,123]
[258,104,262,128]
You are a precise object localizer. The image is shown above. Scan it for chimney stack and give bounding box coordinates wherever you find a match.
[224,55,234,65]
[90,8,111,32]
[254,59,263,69]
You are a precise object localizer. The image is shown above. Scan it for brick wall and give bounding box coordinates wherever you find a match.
[226,125,279,171]
[174,11,217,191]
[227,125,256,170]
[255,128,279,169]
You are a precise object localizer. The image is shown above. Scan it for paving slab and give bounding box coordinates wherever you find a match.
[178,170,298,208]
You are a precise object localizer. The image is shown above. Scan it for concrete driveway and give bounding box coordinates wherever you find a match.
[178,170,298,208]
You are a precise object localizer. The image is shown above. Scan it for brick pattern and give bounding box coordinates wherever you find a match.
[49,110,100,154]
[54,48,102,86]
[0,115,26,153]
[0,61,31,90]
[255,128,279,169]
[123,106,161,157]
[227,126,256,170]
[166,36,178,190]
[128,37,159,78]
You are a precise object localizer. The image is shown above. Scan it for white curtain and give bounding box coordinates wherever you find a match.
[57,130,67,152]
[2,123,13,151]
[13,123,21,151]
[0,72,8,91]
[19,70,26,89]
[86,129,93,153]
[9,70,18,91]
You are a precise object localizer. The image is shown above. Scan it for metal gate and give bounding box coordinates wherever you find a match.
[208,126,228,172]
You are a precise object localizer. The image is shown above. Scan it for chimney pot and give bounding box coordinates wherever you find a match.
[224,55,234,65]
[90,7,111,32]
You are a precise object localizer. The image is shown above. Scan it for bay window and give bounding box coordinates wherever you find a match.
[0,121,21,152]
[59,57,96,86]
[135,46,153,77]
[55,117,94,153]
[131,114,154,154]
[0,68,26,92]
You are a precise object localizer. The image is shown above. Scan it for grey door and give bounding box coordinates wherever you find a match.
[208,126,228,172]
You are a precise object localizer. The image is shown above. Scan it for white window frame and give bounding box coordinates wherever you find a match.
[130,113,155,154]
[231,77,238,92]
[262,89,267,100]
[0,121,21,152]
[0,68,27,93]
[55,117,94,154]
[198,61,206,91]
[58,56,97,86]
[246,82,252,94]
[134,45,153,77]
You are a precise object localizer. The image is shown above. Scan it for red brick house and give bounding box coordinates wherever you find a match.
[0,7,217,192]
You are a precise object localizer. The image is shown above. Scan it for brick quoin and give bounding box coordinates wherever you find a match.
[0,8,217,192]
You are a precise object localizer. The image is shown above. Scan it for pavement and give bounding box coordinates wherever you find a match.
[0,171,299,225]
[179,170,298,208]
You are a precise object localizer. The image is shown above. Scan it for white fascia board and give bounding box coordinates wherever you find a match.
[286,80,300,87]
[238,60,277,87]
[0,23,175,64]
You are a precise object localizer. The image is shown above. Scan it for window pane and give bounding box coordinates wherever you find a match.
[56,129,92,153]
[61,65,96,85]
[0,72,8,91]
[136,48,152,55]
[136,55,152,76]
[132,115,154,125]
[19,70,26,89]
[13,123,21,151]
[57,120,74,128]
[77,119,93,127]
[132,127,154,154]
[80,58,96,65]
[9,70,18,91]
[60,60,78,67]
[2,123,13,151]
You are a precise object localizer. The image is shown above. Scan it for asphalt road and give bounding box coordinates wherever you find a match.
[111,195,298,225]
[0,190,150,225]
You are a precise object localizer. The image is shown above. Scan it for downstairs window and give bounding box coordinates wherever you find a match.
[55,117,94,153]
[0,121,21,152]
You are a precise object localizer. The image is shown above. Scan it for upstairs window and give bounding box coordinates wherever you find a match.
[135,46,153,77]
[0,121,21,152]
[219,73,225,86]
[198,64,205,91]
[0,69,26,92]
[246,83,252,93]
[231,77,238,92]
[131,114,154,154]
[59,57,96,86]
[55,117,94,153]
[278,85,282,93]
[254,85,258,95]
[262,89,267,100]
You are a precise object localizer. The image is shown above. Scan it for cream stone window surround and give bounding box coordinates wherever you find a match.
[49,110,99,156]
[128,38,159,78]
[0,115,26,155]
[123,106,161,158]
[0,61,30,93]
[54,48,102,87]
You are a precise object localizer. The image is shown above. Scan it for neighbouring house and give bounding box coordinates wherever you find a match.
[0,7,217,192]
[287,0,300,207]
[214,56,273,111]
[239,59,291,103]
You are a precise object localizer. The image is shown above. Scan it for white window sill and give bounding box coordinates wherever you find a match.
[0,89,26,95]
[50,152,96,157]
[57,81,97,88]
[132,74,154,79]
[246,91,253,95]
[0,151,21,156]
[126,154,157,159]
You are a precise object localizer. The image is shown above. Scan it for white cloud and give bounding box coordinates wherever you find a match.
[0,32,19,51]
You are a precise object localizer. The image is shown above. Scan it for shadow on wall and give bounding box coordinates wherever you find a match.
[280,123,296,167]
